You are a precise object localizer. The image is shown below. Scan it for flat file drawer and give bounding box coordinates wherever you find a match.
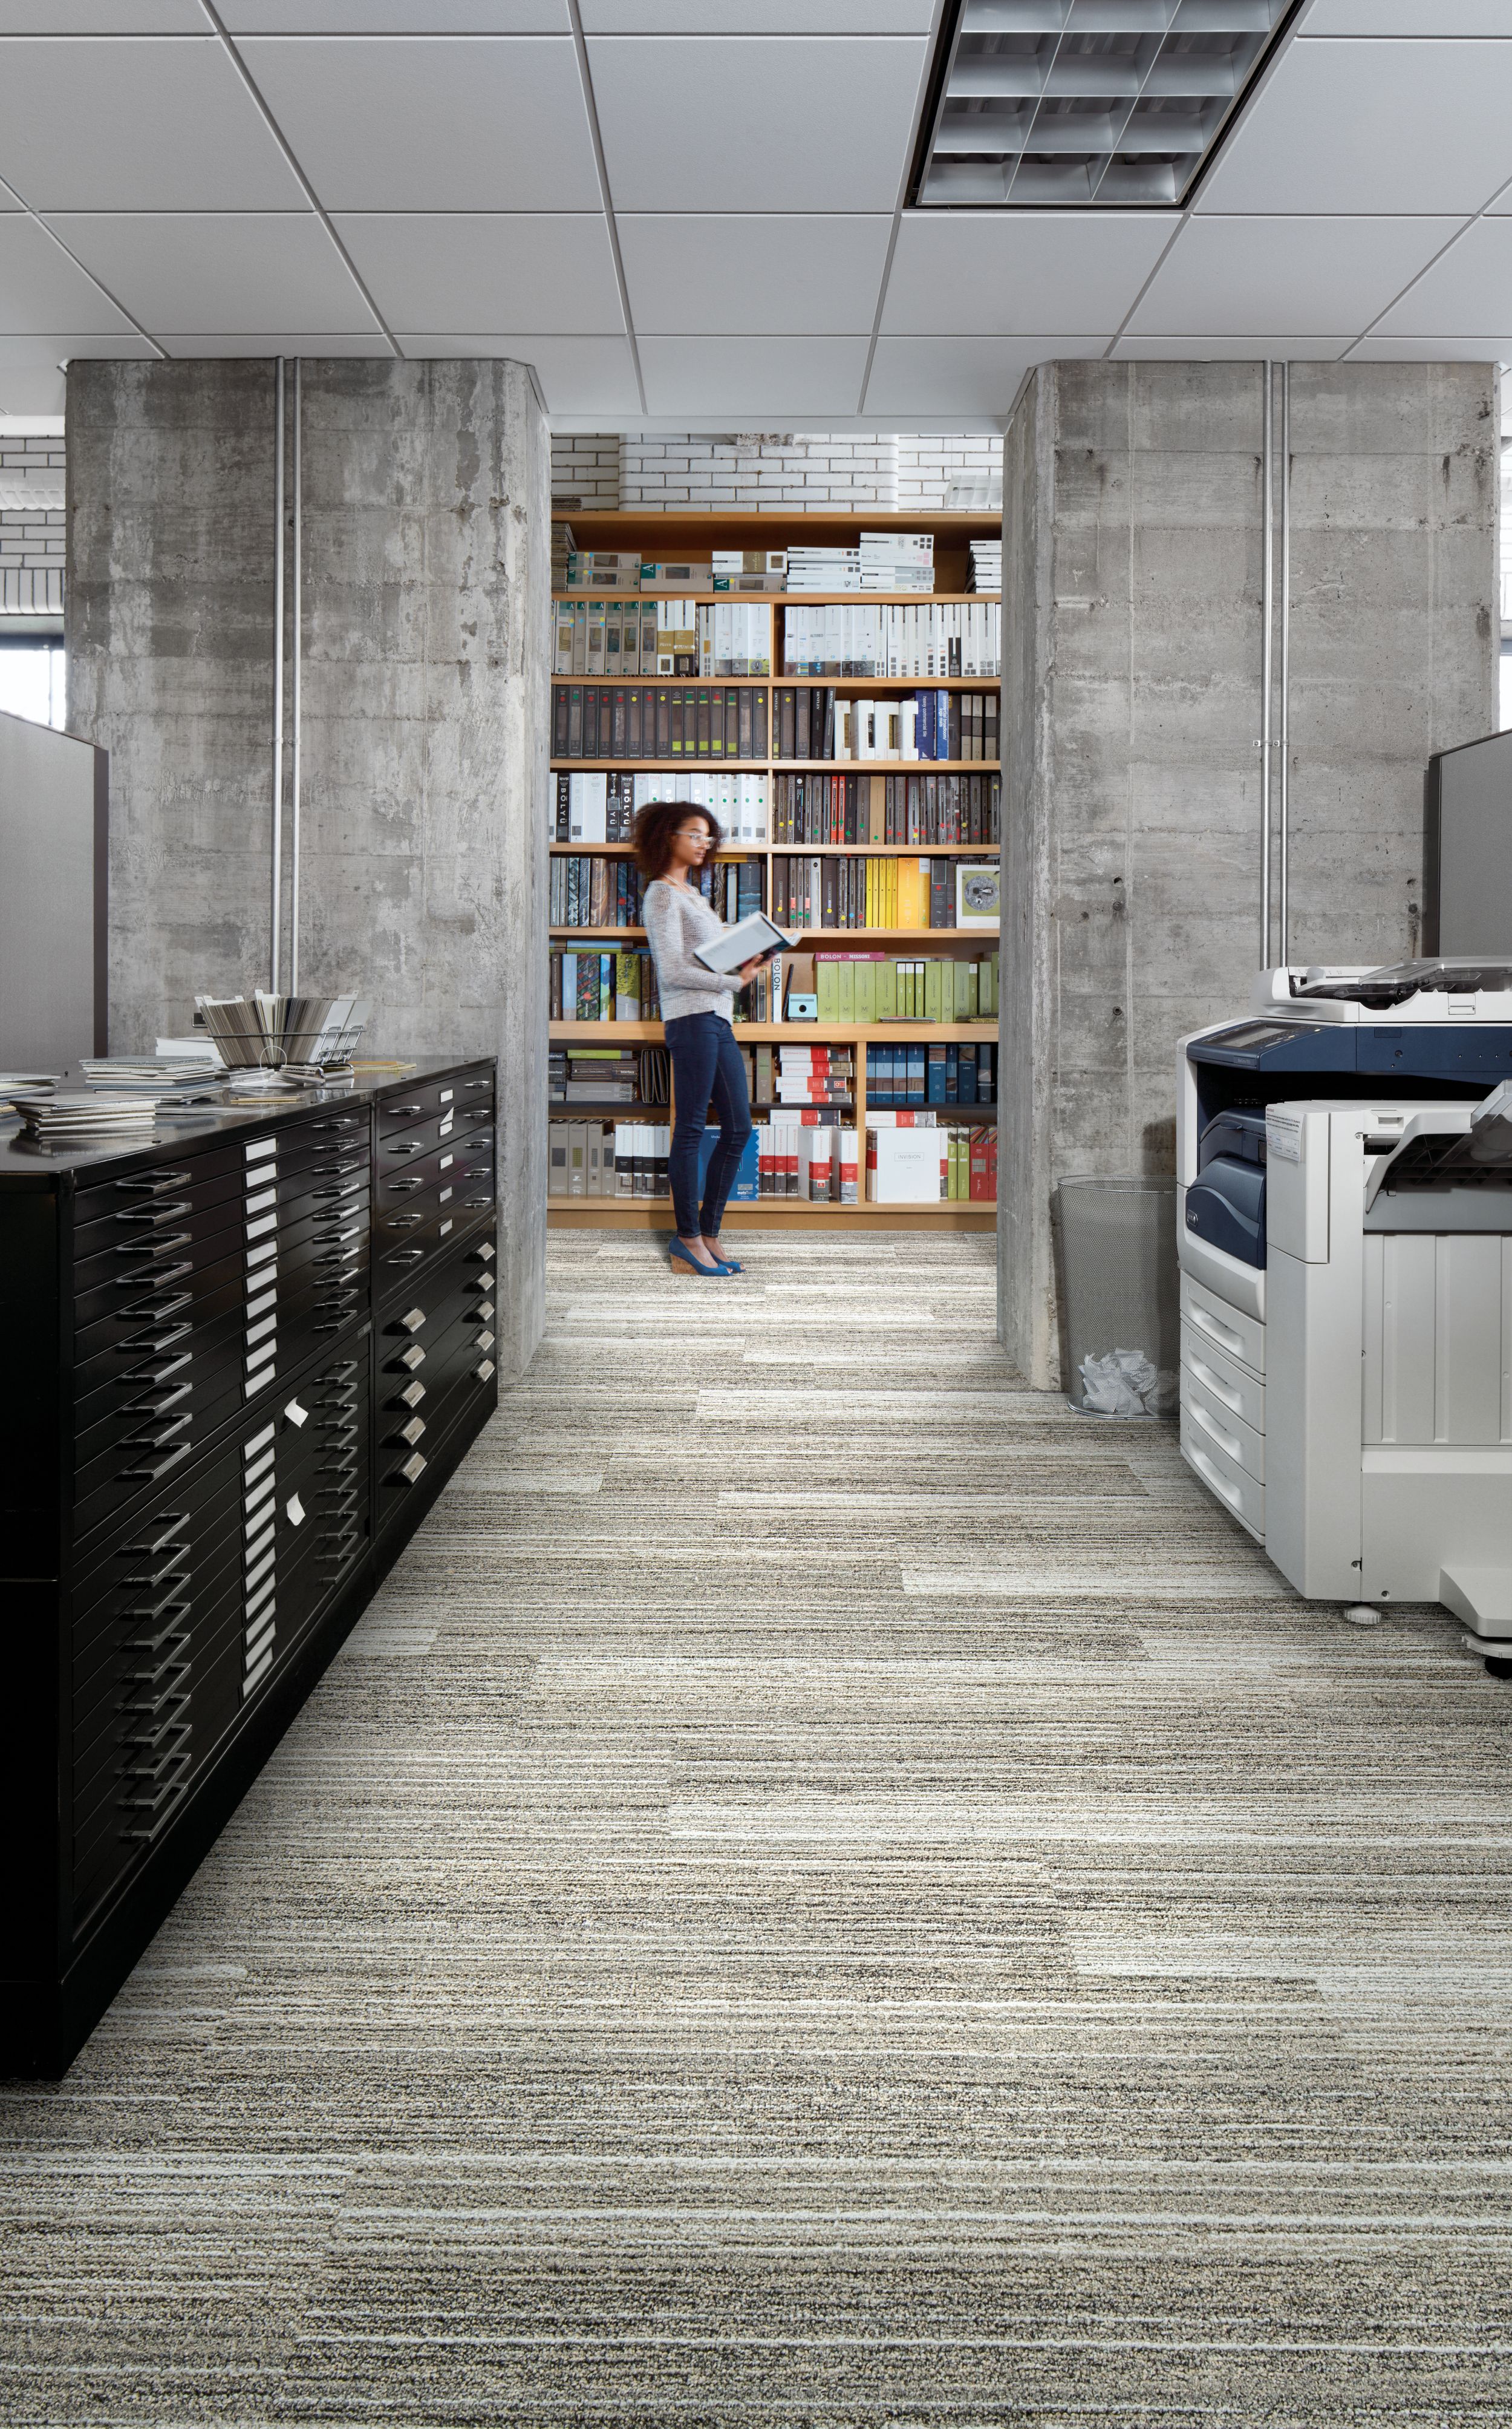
[1180,1407,1265,1542]
[377,1100,492,1165]
[1180,1271,1265,1379]
[378,1070,492,1136]
[73,1150,247,1247]
[375,1195,492,1296]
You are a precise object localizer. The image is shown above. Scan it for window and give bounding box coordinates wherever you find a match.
[0,642,67,731]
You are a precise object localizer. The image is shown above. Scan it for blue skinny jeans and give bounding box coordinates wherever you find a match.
[665,1010,754,1238]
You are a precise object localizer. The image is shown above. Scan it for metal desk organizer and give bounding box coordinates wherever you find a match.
[1178,964,1512,1672]
[0,1054,497,2076]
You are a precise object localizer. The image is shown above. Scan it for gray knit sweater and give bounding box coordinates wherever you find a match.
[642,878,737,1027]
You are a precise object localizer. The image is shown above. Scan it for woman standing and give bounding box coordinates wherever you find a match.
[636,800,759,1276]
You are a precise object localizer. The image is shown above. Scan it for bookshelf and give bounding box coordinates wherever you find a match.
[548,509,1000,1234]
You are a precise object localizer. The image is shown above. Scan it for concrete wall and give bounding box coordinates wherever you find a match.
[67,356,550,1383]
[999,359,1499,1388]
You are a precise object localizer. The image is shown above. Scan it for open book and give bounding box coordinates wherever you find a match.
[692,910,795,976]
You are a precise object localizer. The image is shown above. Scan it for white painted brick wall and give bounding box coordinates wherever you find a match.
[550,429,1002,512]
[1,432,66,613]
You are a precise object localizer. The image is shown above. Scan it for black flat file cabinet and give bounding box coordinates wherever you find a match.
[0,1056,499,2076]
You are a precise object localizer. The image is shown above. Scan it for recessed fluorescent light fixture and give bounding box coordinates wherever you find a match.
[913,0,1297,208]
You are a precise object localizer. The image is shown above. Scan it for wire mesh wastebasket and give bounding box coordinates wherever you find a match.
[1053,1175,1179,1417]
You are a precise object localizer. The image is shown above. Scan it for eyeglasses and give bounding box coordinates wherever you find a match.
[674,827,712,843]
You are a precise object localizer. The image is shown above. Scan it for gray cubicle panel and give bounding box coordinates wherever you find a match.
[1425,727,1512,956]
[0,708,108,1065]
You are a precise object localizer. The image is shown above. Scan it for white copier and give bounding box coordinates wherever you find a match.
[1178,961,1512,1672]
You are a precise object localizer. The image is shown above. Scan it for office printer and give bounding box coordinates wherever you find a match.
[1178,961,1512,1673]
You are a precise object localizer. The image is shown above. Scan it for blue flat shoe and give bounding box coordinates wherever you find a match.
[669,1238,731,1278]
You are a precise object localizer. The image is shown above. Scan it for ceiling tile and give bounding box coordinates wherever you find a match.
[154,332,396,354]
[0,38,307,210]
[334,213,622,333]
[240,36,601,210]
[589,36,927,212]
[396,332,639,412]
[1112,336,1351,360]
[1346,335,1510,361]
[881,212,1177,338]
[581,2,932,25]
[1302,4,1512,28]
[0,3,202,22]
[46,213,381,336]
[618,215,890,336]
[637,333,868,414]
[865,336,1104,415]
[223,3,567,25]
[1197,39,1512,216]
[1370,218,1512,335]
[1127,216,1459,339]
[0,216,135,335]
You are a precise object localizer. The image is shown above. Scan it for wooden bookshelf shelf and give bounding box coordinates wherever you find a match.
[552,1021,996,1044]
[549,841,998,858]
[552,926,999,944]
[549,1198,996,1232]
[548,505,1001,1232]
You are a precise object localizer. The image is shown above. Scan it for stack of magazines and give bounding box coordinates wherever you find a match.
[13,1089,157,1139]
[0,1073,59,1113]
[78,1056,224,1102]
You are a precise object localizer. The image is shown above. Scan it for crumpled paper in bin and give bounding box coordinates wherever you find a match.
[1078,1346,1162,1417]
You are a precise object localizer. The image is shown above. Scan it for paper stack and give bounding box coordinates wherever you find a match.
[14,1089,158,1138]
[858,532,934,593]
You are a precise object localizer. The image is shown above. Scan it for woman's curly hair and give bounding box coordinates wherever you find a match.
[631,798,723,880]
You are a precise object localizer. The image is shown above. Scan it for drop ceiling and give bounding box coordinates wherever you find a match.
[0,0,1510,426]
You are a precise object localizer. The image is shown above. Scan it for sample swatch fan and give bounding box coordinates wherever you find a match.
[195,993,369,1081]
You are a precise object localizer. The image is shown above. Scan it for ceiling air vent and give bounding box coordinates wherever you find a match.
[914,0,1297,209]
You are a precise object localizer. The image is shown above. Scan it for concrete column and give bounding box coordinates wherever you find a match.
[66,356,550,1382]
[999,359,1498,1388]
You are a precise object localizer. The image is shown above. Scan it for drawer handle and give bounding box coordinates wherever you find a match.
[385,1103,423,1117]
[114,1200,191,1229]
[1189,1399,1242,1464]
[1187,1352,1244,1416]
[468,1241,495,1264]
[125,1652,191,1698]
[1189,1443,1244,1514]
[119,1348,192,1390]
[391,1345,425,1372]
[393,1451,428,1486]
[112,1169,192,1197]
[386,1178,425,1194]
[119,1579,189,1626]
[114,1322,192,1361]
[114,1232,192,1264]
[1189,1303,1245,1358]
[125,1603,192,1655]
[394,1307,427,1334]
[126,1697,191,1751]
[117,1440,192,1486]
[473,1358,495,1383]
[117,1516,189,1557]
[120,1757,193,1816]
[385,1248,426,1264]
[122,1377,192,1418]
[119,1551,189,1589]
[121,1413,191,1454]
[386,1214,425,1231]
[386,1140,422,1158]
[114,1287,192,1325]
[392,1380,426,1409]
